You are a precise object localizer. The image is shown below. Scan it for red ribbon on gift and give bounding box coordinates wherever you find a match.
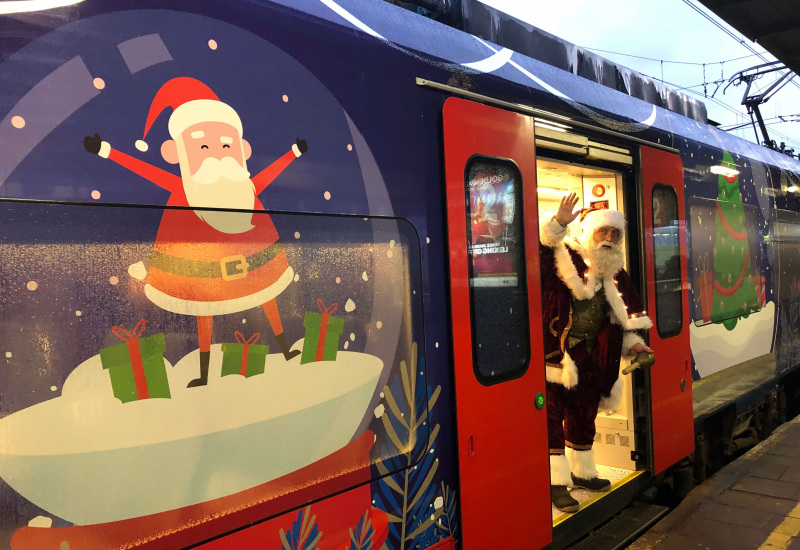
[315,299,338,362]
[111,319,149,400]
[234,332,260,376]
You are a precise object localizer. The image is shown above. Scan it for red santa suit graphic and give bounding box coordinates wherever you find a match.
[85,77,306,386]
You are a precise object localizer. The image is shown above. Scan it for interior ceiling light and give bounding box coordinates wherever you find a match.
[536,187,571,198]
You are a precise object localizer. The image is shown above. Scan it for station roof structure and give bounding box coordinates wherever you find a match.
[696,0,800,76]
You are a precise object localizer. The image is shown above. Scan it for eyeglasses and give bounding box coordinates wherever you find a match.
[595,227,621,241]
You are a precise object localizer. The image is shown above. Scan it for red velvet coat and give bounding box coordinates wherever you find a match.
[539,217,652,406]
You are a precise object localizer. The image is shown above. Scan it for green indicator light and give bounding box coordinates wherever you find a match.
[535,392,545,409]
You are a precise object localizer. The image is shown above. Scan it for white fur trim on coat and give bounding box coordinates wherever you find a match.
[622,331,646,357]
[550,453,573,487]
[546,350,579,388]
[599,377,625,412]
[540,215,568,248]
[145,266,292,315]
[602,277,653,331]
[566,447,598,480]
[555,241,594,301]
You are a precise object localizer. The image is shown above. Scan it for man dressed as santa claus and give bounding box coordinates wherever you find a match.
[540,193,654,512]
[84,77,307,388]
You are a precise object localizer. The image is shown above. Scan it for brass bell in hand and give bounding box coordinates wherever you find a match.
[634,351,656,369]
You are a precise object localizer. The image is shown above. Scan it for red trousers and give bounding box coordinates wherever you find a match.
[547,342,602,452]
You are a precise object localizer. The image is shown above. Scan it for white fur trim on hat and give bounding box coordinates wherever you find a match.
[550,453,573,487]
[168,99,243,139]
[580,209,625,238]
[566,447,599,480]
[135,140,149,152]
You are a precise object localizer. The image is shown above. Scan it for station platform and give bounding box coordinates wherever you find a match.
[629,415,800,550]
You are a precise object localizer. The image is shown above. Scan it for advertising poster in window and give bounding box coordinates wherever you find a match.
[467,163,522,288]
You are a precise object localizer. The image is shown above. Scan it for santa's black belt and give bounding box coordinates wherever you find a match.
[150,242,283,281]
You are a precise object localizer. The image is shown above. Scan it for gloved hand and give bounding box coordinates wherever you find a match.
[84,133,102,155]
[295,137,308,154]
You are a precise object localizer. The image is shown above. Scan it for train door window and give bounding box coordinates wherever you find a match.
[652,184,682,337]
[465,156,530,384]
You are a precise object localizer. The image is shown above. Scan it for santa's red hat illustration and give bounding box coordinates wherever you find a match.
[134,77,243,153]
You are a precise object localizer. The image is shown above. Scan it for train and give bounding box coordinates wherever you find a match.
[1,0,800,549]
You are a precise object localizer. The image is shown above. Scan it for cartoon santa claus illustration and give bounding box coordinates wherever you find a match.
[84,77,307,388]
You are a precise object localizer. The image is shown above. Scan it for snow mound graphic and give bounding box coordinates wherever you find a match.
[0,345,382,525]
[690,301,775,378]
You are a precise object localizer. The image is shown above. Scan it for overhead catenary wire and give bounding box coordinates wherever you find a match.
[640,71,800,149]
[680,0,800,93]
[583,48,762,67]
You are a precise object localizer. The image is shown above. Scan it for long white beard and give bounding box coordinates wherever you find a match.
[181,156,256,234]
[584,241,624,278]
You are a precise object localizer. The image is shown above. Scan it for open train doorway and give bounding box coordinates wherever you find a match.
[535,157,647,524]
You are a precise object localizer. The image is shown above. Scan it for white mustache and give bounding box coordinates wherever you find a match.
[192,156,250,184]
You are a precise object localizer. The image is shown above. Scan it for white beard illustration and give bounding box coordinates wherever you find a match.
[180,153,256,234]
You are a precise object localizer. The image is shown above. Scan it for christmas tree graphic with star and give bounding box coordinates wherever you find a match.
[710,151,760,330]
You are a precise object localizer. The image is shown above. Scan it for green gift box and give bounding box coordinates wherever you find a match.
[100,319,170,404]
[301,299,345,364]
[221,332,268,378]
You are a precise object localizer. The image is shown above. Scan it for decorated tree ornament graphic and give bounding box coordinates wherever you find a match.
[709,152,760,331]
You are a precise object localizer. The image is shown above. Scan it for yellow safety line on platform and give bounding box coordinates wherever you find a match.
[758,503,800,550]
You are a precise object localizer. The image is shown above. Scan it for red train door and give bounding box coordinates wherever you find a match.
[640,146,694,473]
[443,97,551,549]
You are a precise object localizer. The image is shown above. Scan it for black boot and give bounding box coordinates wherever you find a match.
[571,474,611,492]
[551,485,579,513]
[276,333,301,360]
[187,351,210,388]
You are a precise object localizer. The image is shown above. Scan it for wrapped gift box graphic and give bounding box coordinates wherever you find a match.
[301,300,345,364]
[99,319,169,403]
[695,253,713,323]
[221,332,269,378]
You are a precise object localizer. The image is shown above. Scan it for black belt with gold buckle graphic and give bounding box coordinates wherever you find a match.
[150,242,284,281]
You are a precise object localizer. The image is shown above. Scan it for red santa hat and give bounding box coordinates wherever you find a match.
[579,207,626,242]
[134,77,243,152]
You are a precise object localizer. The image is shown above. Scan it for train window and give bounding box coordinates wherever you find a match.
[689,198,764,327]
[651,185,682,338]
[465,157,530,384]
[774,213,800,303]
[0,200,429,518]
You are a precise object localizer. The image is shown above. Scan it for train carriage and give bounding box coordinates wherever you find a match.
[1,1,799,549]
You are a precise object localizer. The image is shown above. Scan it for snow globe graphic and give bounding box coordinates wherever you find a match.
[0,8,424,540]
